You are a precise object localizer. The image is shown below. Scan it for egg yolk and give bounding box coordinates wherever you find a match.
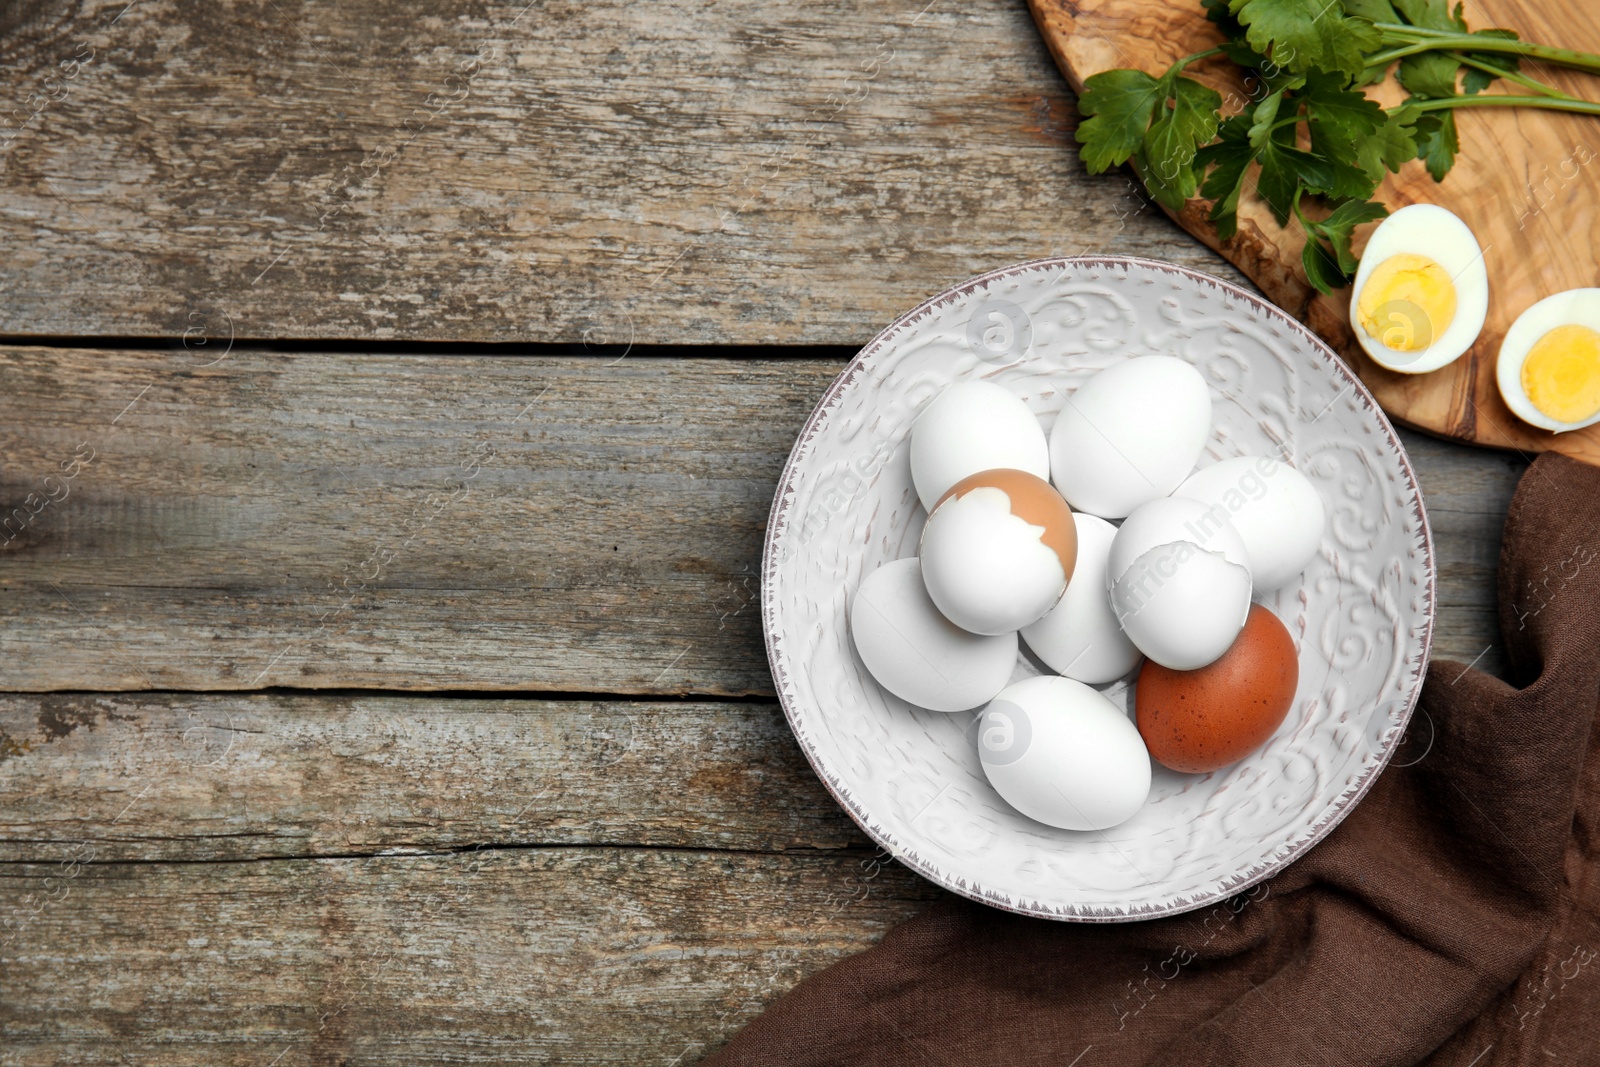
[1521,324,1600,425]
[1356,253,1457,352]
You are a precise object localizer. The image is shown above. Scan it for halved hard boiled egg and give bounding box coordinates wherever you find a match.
[1349,204,1488,375]
[1497,289,1600,433]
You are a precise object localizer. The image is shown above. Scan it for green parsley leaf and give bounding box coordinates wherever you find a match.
[1311,154,1380,200]
[1397,50,1461,98]
[1341,0,1399,20]
[1076,69,1164,173]
[1407,109,1460,180]
[1228,0,1382,78]
[1072,0,1600,295]
[1462,29,1521,94]
[1203,0,1245,34]
[1314,198,1389,271]
[1196,116,1255,237]
[1351,113,1419,180]
[1299,199,1387,293]
[1247,89,1287,150]
[1143,76,1224,209]
[1301,235,1348,294]
[1392,0,1466,32]
[1257,124,1334,224]
[1299,69,1385,141]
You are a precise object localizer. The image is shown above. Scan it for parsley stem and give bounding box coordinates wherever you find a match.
[1394,94,1600,118]
[1454,54,1578,100]
[1373,25,1600,77]
[1364,42,1445,67]
[1172,46,1225,73]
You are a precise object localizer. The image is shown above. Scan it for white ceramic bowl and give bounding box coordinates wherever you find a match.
[762,257,1435,921]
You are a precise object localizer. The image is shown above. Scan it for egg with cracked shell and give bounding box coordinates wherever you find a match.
[919,468,1077,635]
[1106,496,1253,671]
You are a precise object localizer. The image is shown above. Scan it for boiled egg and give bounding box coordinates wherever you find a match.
[1050,356,1212,519]
[1496,289,1600,433]
[919,468,1077,635]
[1020,512,1141,684]
[909,381,1050,511]
[1174,456,1325,593]
[850,558,1019,712]
[1106,496,1252,671]
[1135,604,1299,773]
[1349,204,1488,374]
[976,675,1152,831]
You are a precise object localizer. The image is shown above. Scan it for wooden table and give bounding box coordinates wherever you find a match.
[0,1,1524,1062]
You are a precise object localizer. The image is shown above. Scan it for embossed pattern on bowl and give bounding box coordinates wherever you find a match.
[762,257,1435,921]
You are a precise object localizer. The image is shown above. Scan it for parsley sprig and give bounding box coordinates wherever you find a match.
[1077,0,1600,294]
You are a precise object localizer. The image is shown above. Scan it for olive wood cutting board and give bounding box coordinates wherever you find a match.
[1030,0,1600,462]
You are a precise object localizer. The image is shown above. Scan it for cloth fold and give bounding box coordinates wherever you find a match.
[710,451,1600,1066]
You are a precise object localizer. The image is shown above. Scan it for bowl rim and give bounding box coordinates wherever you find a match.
[761,254,1437,922]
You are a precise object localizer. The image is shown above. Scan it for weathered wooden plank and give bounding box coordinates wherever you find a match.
[0,693,865,863]
[0,848,942,1065]
[1401,433,1526,680]
[0,0,1232,344]
[0,349,832,693]
[0,348,1516,692]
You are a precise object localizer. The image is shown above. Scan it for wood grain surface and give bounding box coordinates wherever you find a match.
[0,0,1226,346]
[1029,0,1600,462]
[0,348,1520,693]
[0,848,940,1065]
[0,0,1541,1059]
[0,349,832,695]
[0,693,865,862]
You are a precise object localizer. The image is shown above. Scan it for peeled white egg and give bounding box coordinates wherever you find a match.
[1106,496,1252,671]
[1174,456,1325,593]
[976,675,1151,831]
[909,381,1050,511]
[1496,288,1600,433]
[919,468,1077,636]
[1349,204,1488,375]
[1049,356,1212,519]
[1020,513,1141,684]
[850,558,1019,712]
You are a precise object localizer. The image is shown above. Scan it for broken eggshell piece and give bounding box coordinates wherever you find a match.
[1106,496,1252,671]
[919,468,1078,635]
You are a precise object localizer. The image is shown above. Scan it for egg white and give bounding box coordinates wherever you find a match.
[1349,203,1488,375]
[919,486,1067,635]
[1496,288,1600,433]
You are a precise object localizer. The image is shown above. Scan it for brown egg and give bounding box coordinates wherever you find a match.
[1134,604,1298,773]
[930,467,1078,581]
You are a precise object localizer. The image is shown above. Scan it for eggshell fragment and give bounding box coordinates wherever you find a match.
[920,468,1077,635]
[910,381,1050,511]
[850,558,1019,712]
[1135,604,1299,773]
[1174,456,1325,593]
[1020,512,1141,683]
[1106,497,1252,671]
[977,675,1151,831]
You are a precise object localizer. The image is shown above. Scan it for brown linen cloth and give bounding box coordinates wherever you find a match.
[709,451,1600,1066]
